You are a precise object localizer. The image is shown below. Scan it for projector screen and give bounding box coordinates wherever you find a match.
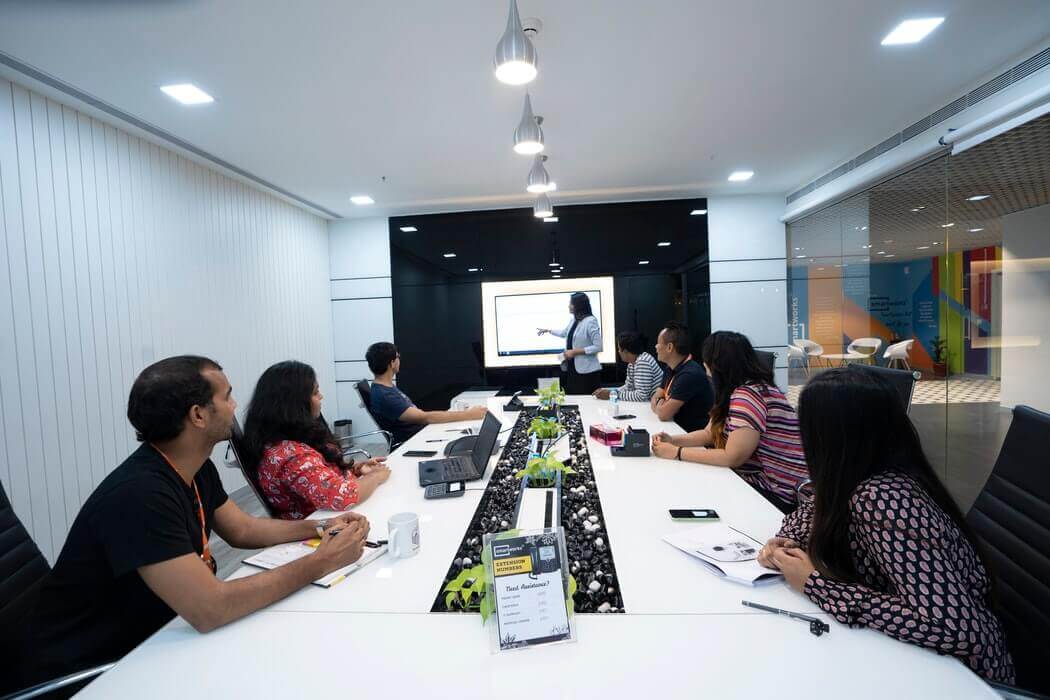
[482,277,617,368]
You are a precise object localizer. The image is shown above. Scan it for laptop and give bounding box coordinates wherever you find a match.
[418,412,502,486]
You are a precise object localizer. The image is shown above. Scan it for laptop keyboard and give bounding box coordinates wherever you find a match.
[443,459,474,479]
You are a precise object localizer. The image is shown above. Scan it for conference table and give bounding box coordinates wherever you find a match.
[76,395,995,698]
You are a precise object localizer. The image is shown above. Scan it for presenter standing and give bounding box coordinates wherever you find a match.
[537,292,603,394]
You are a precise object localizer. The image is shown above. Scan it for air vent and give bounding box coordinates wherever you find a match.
[787,46,1050,204]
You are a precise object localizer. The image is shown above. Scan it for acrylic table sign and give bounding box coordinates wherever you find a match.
[483,528,576,652]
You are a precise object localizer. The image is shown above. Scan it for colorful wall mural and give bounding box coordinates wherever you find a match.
[789,246,999,375]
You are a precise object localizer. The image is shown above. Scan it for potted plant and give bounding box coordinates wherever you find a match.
[536,381,565,419]
[515,453,576,488]
[930,336,948,378]
[527,416,561,455]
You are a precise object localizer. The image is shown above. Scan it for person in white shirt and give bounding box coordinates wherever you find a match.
[593,331,664,401]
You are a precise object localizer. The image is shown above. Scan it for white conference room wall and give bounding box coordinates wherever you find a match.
[329,217,393,434]
[1000,202,1050,413]
[0,77,335,563]
[707,195,789,389]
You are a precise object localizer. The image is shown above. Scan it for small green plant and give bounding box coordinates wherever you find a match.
[930,336,948,364]
[536,381,565,408]
[515,453,576,487]
[527,416,561,440]
[443,564,487,613]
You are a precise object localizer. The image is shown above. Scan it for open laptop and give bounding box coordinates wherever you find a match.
[418,412,501,486]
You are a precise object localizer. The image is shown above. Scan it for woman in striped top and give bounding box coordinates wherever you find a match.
[593,331,664,402]
[652,331,809,512]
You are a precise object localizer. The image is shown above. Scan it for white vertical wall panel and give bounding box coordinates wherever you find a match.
[0,78,334,563]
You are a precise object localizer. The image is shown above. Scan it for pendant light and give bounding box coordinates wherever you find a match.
[526,155,552,193]
[533,192,553,218]
[493,0,538,85]
[513,93,544,155]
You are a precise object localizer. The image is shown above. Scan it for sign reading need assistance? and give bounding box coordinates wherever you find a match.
[485,528,574,652]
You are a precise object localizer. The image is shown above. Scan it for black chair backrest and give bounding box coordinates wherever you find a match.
[227,417,275,517]
[0,481,51,637]
[356,379,372,413]
[755,350,776,374]
[853,364,919,412]
[966,405,1050,695]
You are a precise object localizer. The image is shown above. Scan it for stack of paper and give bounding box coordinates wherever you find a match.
[663,525,783,586]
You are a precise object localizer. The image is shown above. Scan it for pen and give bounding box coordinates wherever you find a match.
[364,539,389,548]
[741,600,831,636]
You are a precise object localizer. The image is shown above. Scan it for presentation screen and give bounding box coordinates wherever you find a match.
[482,277,616,368]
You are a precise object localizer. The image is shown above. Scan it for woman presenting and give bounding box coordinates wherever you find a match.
[537,292,603,394]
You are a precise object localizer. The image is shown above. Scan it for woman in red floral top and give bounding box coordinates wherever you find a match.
[758,367,1013,683]
[243,361,390,520]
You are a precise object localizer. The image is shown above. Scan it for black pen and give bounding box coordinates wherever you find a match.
[741,600,831,636]
[364,539,389,548]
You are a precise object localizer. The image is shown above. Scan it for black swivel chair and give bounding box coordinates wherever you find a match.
[225,417,276,518]
[966,405,1050,696]
[755,350,777,375]
[0,482,116,699]
[354,380,398,451]
[853,364,921,413]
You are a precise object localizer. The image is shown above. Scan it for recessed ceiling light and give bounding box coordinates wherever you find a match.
[638,260,650,265]
[910,206,925,212]
[543,217,559,223]
[876,251,886,255]
[728,171,754,182]
[862,244,872,249]
[468,268,479,272]
[690,209,708,216]
[548,262,559,267]
[657,241,671,247]
[400,226,417,232]
[795,255,807,259]
[350,195,375,205]
[969,227,985,232]
[160,83,214,105]
[940,222,955,228]
[966,195,990,201]
[881,17,944,46]
[551,274,561,278]
[917,246,930,250]
[443,253,456,258]
[932,241,941,245]
[885,254,896,258]
[861,226,868,230]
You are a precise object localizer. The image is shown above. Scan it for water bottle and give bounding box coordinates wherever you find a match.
[610,388,619,417]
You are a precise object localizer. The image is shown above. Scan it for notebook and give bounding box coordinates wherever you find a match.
[243,538,387,588]
[663,525,784,586]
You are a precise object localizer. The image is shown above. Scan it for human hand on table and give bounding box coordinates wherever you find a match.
[771,546,816,593]
[652,431,675,446]
[756,536,798,568]
[651,438,679,460]
[593,388,610,400]
[315,515,370,570]
[351,456,386,476]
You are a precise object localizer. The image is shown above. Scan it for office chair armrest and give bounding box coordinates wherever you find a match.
[345,429,393,447]
[987,681,1050,700]
[2,662,117,700]
[343,448,372,461]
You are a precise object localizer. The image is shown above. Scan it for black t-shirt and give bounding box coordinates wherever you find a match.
[662,358,714,432]
[17,443,228,684]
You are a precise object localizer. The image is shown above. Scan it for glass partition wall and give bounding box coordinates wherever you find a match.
[786,112,1050,511]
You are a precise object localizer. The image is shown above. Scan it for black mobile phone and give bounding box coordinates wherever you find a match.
[613,414,636,420]
[669,509,720,521]
[424,482,466,499]
[404,450,438,458]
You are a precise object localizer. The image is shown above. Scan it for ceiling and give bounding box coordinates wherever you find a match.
[787,112,1050,268]
[1,0,1048,219]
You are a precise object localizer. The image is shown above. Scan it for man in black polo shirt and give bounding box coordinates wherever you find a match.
[651,322,713,432]
[14,356,370,690]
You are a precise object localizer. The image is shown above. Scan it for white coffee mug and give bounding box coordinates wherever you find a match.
[387,512,420,559]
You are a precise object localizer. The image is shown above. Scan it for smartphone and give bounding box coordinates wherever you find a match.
[669,509,720,521]
[613,414,636,420]
[404,450,438,458]
[424,482,466,499]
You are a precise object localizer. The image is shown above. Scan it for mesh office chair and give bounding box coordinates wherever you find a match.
[967,405,1050,696]
[755,350,777,375]
[853,364,921,413]
[0,482,116,699]
[354,380,398,452]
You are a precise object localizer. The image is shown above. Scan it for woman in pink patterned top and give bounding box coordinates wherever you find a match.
[652,331,809,512]
[243,361,391,520]
[758,367,1014,683]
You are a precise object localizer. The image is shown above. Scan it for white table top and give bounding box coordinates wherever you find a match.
[79,395,994,698]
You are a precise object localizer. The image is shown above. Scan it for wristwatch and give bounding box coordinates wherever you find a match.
[676,446,683,461]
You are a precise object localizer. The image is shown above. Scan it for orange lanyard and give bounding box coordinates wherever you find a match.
[663,355,692,400]
[152,445,216,574]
